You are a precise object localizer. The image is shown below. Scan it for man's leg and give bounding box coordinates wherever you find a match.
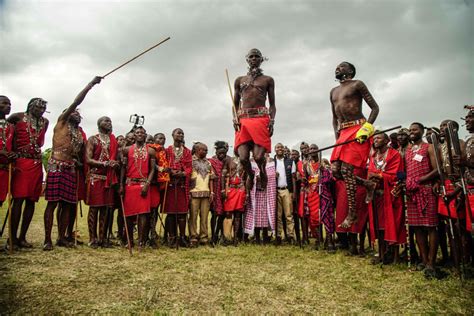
[177,214,188,247]
[233,212,242,246]
[189,198,199,246]
[339,162,358,228]
[57,202,74,247]
[349,233,358,255]
[301,216,309,245]
[437,218,450,265]
[97,207,108,247]
[276,191,284,244]
[253,145,267,189]
[199,198,210,244]
[427,227,439,269]
[293,209,301,245]
[10,199,24,247]
[66,203,76,242]
[237,144,254,190]
[137,213,149,249]
[17,199,35,247]
[282,189,295,243]
[88,207,99,248]
[414,227,428,268]
[43,201,58,250]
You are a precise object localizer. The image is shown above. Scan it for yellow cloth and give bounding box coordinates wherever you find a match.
[190,170,211,193]
[355,122,374,143]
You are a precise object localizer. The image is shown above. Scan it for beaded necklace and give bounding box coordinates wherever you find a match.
[374,148,389,172]
[0,119,7,151]
[97,133,111,162]
[68,123,83,157]
[133,144,147,178]
[24,113,44,154]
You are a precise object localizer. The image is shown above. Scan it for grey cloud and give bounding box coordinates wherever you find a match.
[0,0,472,156]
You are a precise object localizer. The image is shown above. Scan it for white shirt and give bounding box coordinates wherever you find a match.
[275,157,296,188]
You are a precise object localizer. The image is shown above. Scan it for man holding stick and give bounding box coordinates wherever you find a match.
[0,96,15,214]
[119,126,155,249]
[233,48,276,190]
[330,62,379,229]
[8,96,49,249]
[85,115,119,249]
[42,76,101,250]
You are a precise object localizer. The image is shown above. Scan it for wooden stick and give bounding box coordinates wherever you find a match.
[225,69,240,131]
[316,125,401,153]
[119,195,133,256]
[7,164,13,254]
[102,37,171,78]
[158,182,169,239]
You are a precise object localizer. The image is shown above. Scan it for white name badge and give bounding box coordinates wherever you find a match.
[413,154,423,162]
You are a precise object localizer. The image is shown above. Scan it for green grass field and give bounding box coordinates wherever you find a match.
[0,199,473,314]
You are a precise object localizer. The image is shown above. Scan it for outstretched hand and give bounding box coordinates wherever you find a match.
[90,76,103,86]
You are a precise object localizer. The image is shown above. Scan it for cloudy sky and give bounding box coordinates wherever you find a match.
[0,0,472,157]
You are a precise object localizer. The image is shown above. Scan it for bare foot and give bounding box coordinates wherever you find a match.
[338,214,357,229]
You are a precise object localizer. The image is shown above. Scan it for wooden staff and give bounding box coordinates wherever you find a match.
[7,164,13,254]
[75,170,80,246]
[119,195,133,256]
[158,181,169,239]
[316,126,402,153]
[225,69,240,131]
[102,37,171,78]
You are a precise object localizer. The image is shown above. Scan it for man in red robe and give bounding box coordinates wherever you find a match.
[42,76,101,250]
[163,128,192,247]
[0,96,15,207]
[147,133,169,248]
[233,48,276,191]
[119,126,155,249]
[85,115,119,248]
[7,96,49,249]
[330,62,379,229]
[209,141,231,245]
[367,133,406,264]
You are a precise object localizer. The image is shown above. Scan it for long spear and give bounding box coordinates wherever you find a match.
[316,126,401,153]
[225,69,240,131]
[119,195,133,256]
[7,164,13,254]
[102,37,171,78]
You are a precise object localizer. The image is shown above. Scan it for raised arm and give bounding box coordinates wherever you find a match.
[330,89,339,140]
[268,77,276,121]
[59,76,102,122]
[233,77,242,113]
[356,80,379,124]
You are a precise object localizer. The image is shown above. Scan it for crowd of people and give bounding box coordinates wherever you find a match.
[0,49,473,281]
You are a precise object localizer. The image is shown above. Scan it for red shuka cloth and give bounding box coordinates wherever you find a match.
[209,156,225,215]
[438,180,463,219]
[368,148,407,245]
[86,133,117,207]
[224,175,246,212]
[234,114,271,153]
[0,123,14,202]
[11,117,47,201]
[163,145,192,214]
[150,184,161,208]
[467,190,474,232]
[299,161,321,231]
[330,124,372,169]
[335,167,368,234]
[123,145,151,216]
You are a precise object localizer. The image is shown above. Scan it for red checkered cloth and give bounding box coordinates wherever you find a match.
[244,161,276,233]
[405,142,438,227]
[209,156,225,215]
[45,165,77,204]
